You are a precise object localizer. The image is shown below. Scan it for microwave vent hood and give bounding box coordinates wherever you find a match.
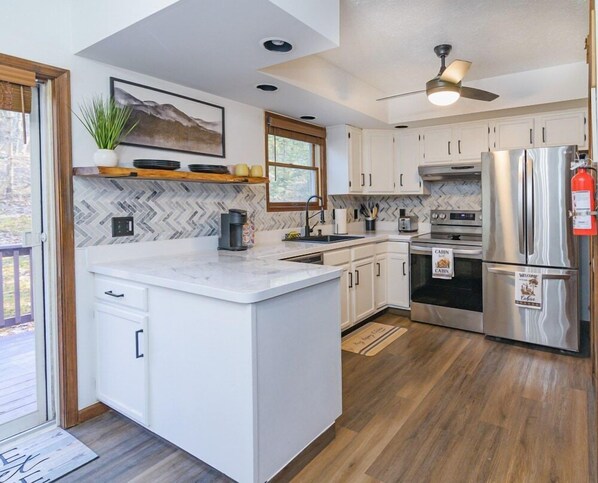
[418,161,481,181]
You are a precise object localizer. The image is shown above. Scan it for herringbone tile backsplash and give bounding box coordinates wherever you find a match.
[73,178,480,247]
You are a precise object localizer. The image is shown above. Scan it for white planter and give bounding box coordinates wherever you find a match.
[93,149,118,167]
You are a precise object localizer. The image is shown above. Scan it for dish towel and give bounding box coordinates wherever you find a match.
[514,272,543,309]
[432,247,454,279]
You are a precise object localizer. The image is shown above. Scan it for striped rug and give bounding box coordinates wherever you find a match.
[342,322,407,357]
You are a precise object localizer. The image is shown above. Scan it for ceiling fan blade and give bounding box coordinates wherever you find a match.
[376,89,426,101]
[439,60,471,84]
[460,86,499,102]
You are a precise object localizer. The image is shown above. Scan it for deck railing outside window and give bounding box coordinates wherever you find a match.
[0,245,33,327]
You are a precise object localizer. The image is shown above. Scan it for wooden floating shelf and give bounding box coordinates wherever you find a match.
[72,166,269,185]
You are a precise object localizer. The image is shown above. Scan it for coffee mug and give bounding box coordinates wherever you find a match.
[250,165,263,177]
[235,163,249,176]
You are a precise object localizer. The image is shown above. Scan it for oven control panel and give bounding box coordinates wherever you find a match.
[430,210,482,226]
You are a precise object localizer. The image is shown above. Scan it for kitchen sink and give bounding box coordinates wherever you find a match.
[287,235,364,244]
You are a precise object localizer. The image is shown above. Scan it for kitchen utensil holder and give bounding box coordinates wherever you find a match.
[365,219,376,231]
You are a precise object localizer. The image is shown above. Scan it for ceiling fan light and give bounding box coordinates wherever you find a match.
[428,90,460,106]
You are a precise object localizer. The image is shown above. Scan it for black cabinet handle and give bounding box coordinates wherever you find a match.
[529,128,533,145]
[402,262,406,276]
[355,269,360,286]
[348,272,353,288]
[542,127,546,143]
[369,174,372,187]
[376,262,381,277]
[361,173,365,186]
[104,290,124,298]
[458,140,461,154]
[400,174,404,187]
[448,141,451,155]
[135,329,144,358]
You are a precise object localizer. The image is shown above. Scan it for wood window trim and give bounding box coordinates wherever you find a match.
[0,53,81,428]
[265,112,328,212]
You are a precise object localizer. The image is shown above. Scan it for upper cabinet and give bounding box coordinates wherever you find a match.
[454,122,490,161]
[490,117,534,150]
[395,130,429,195]
[421,122,489,165]
[362,130,395,193]
[327,125,363,195]
[536,110,587,149]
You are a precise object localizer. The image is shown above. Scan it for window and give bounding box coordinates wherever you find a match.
[265,112,327,211]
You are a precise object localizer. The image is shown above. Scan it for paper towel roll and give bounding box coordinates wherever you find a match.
[334,209,348,234]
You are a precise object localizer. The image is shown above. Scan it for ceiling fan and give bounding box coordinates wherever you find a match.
[377,44,499,106]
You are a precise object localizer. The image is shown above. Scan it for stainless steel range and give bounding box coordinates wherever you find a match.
[410,210,483,333]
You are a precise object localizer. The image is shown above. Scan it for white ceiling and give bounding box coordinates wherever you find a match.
[319,0,588,96]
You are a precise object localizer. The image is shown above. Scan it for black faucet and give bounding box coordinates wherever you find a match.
[304,195,325,237]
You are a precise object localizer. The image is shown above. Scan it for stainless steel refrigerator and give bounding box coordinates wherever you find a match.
[482,146,579,351]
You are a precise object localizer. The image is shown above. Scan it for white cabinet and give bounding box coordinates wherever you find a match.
[374,254,387,309]
[95,303,148,424]
[454,122,489,161]
[323,249,352,330]
[536,109,587,149]
[386,242,410,309]
[326,125,363,194]
[362,130,395,193]
[490,117,534,150]
[395,130,428,195]
[352,256,375,321]
[422,127,453,164]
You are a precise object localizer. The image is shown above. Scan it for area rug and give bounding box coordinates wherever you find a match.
[0,428,97,482]
[342,322,407,356]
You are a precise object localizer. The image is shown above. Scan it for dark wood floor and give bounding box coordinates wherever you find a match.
[64,314,597,482]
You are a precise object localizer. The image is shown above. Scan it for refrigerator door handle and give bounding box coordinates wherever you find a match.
[487,267,571,280]
[517,155,525,254]
[526,157,534,255]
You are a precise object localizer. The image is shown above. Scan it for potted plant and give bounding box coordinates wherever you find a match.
[75,96,138,167]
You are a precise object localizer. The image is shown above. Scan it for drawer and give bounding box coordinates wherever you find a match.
[323,249,351,266]
[95,276,148,312]
[386,242,409,254]
[351,244,376,261]
[376,242,389,255]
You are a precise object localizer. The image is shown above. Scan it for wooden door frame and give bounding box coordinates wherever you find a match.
[0,53,79,428]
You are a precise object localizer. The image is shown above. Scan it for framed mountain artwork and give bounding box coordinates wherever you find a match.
[110,77,225,157]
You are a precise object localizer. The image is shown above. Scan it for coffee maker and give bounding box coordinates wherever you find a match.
[218,209,248,251]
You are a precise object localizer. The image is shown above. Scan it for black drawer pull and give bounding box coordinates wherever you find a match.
[349,272,353,288]
[135,329,144,358]
[355,269,360,286]
[377,263,381,277]
[104,290,124,298]
[403,262,406,276]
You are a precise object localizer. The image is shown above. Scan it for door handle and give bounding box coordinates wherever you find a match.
[361,173,365,186]
[518,155,525,255]
[348,272,353,288]
[376,262,381,277]
[355,269,360,286]
[526,157,534,255]
[369,174,372,187]
[529,128,533,145]
[104,290,124,298]
[448,141,451,155]
[542,127,546,143]
[458,140,461,154]
[400,174,404,187]
[403,261,406,276]
[135,329,144,358]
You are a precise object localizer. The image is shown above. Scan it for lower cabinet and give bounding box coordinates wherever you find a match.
[374,254,387,309]
[95,303,148,424]
[352,255,376,321]
[387,242,410,308]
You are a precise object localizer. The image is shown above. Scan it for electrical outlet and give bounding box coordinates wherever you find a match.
[112,217,134,237]
[353,208,358,220]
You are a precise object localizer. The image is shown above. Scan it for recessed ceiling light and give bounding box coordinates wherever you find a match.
[262,38,293,53]
[256,84,278,92]
[300,115,316,120]
[394,125,408,129]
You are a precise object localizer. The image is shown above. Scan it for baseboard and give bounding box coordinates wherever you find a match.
[78,402,109,424]
[269,423,336,482]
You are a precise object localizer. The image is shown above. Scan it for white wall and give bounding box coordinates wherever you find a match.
[2,0,265,409]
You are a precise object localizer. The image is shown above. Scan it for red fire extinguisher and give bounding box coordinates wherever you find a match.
[571,156,597,236]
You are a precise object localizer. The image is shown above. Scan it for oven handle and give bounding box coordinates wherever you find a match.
[411,245,482,258]
[486,267,571,280]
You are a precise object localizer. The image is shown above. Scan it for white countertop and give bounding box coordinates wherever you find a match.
[89,227,428,304]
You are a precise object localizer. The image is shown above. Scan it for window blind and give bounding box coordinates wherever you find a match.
[0,65,35,114]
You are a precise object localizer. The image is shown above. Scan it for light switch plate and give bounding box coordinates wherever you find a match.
[112,217,134,237]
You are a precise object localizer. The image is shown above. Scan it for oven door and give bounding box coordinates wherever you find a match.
[410,244,483,313]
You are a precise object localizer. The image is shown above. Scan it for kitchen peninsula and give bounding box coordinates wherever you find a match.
[89,254,342,483]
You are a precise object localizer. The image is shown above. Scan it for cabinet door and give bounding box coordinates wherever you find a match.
[339,263,352,330]
[395,131,425,194]
[387,254,409,308]
[422,127,453,164]
[348,127,363,193]
[455,122,489,161]
[363,130,394,193]
[538,110,587,149]
[491,117,534,150]
[352,257,375,322]
[96,304,148,424]
[374,255,387,309]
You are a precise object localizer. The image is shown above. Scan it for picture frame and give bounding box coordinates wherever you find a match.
[110,77,225,158]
